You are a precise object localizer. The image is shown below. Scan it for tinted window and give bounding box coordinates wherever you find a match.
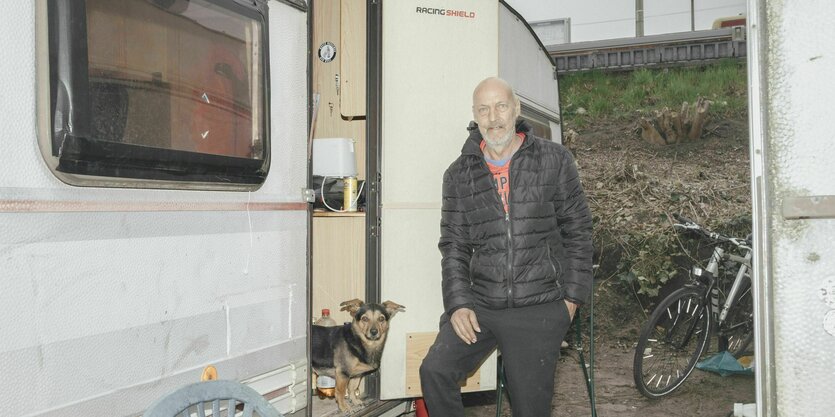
[46,0,269,187]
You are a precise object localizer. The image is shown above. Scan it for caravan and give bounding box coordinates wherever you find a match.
[0,0,560,415]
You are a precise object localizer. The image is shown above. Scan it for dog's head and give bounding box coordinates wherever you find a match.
[340,299,405,343]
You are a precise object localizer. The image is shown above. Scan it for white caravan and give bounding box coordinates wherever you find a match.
[0,0,560,416]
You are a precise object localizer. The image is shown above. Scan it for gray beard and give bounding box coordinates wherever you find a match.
[482,126,515,152]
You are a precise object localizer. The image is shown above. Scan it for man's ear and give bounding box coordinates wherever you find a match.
[382,301,406,319]
[340,299,365,316]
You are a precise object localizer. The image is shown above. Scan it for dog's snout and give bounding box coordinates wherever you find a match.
[370,327,379,336]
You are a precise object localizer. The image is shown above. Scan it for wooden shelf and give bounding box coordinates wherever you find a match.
[313,211,365,217]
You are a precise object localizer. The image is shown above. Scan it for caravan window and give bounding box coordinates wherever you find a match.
[44,0,268,188]
[520,113,553,140]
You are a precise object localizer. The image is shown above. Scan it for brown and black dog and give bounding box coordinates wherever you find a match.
[312,299,405,413]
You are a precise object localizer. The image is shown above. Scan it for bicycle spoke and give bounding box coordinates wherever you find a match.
[634,287,711,398]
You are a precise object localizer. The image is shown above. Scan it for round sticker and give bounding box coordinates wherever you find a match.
[318,42,336,63]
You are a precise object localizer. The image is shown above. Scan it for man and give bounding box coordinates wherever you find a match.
[419,77,593,416]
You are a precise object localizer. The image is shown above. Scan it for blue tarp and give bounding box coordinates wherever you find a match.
[696,351,754,377]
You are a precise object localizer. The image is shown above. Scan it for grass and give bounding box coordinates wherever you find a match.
[559,59,748,129]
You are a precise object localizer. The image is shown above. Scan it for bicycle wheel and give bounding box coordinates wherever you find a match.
[633,286,711,398]
[720,281,754,357]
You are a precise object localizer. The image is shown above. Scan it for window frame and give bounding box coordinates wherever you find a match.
[41,0,271,190]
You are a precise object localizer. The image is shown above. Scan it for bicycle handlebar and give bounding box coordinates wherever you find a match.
[671,213,749,248]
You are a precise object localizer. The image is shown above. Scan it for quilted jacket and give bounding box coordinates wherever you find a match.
[439,119,593,313]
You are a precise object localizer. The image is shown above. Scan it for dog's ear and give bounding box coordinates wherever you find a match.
[381,301,405,318]
[340,298,365,316]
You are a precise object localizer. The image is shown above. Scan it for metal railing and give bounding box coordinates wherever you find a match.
[548,27,746,73]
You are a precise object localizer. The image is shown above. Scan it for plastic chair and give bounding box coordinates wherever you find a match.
[143,380,283,417]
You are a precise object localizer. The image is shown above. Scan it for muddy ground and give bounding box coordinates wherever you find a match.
[459,315,755,417]
[457,116,756,417]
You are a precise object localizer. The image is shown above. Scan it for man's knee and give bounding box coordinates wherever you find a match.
[419,355,443,381]
[420,349,459,383]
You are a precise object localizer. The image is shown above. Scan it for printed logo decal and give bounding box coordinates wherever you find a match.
[415,6,476,19]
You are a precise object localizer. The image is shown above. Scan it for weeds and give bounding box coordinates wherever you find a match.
[560,59,747,128]
[566,61,752,300]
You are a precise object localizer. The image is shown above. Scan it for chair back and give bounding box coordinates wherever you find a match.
[143,380,282,417]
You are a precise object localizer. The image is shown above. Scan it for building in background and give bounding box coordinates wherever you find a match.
[506,0,746,45]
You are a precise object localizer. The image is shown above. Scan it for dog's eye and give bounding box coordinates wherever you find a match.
[361,316,369,322]
[378,316,386,322]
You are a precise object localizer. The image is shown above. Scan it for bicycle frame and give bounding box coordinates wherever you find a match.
[668,286,711,350]
[691,242,752,347]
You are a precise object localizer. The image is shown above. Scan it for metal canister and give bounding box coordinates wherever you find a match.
[343,176,358,212]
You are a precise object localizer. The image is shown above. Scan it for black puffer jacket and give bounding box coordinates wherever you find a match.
[439,120,593,313]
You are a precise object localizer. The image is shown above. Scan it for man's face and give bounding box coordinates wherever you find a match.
[472,81,520,150]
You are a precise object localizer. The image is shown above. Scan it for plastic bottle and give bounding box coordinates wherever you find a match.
[315,308,338,327]
[314,308,337,397]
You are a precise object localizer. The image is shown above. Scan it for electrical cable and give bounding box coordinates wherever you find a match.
[320,175,366,213]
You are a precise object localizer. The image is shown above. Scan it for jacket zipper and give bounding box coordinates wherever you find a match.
[476,136,530,309]
[506,210,513,308]
[479,156,515,308]
[505,159,515,309]
[546,242,560,285]
[468,248,476,288]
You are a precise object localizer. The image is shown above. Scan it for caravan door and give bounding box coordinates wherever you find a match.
[377,0,562,400]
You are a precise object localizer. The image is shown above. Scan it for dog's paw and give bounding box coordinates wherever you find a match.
[338,405,357,416]
[348,395,367,408]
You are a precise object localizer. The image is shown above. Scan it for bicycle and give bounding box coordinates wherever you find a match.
[632,214,754,399]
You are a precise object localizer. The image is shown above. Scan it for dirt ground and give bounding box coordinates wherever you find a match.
[456,116,756,417]
[458,340,755,417]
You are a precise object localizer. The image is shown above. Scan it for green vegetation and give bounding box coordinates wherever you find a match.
[560,59,747,129]
[615,213,751,298]
[565,60,752,301]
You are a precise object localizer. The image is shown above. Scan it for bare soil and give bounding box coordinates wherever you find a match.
[458,116,756,417]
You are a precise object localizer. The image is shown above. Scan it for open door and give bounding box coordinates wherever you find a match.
[377,0,502,400]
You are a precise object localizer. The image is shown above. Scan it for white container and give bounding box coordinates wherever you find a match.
[312,138,357,177]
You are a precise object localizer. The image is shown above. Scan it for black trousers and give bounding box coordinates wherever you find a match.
[419,300,572,417]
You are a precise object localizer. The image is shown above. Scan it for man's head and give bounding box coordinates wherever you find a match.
[472,77,521,152]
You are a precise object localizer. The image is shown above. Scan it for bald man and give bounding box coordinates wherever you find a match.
[419,77,593,416]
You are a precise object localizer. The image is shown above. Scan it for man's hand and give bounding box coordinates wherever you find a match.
[564,300,578,321]
[450,308,481,345]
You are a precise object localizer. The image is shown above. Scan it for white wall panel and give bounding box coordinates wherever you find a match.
[499,6,560,116]
[380,0,499,399]
[0,1,309,416]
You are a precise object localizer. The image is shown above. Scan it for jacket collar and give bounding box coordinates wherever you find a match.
[461,119,533,157]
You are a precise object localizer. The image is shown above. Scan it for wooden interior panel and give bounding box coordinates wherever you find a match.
[404,332,482,397]
[312,0,365,179]
[339,0,366,118]
[312,213,366,325]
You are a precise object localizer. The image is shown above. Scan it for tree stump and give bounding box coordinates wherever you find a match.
[639,97,711,145]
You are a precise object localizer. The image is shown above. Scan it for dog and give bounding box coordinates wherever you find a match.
[312,298,405,413]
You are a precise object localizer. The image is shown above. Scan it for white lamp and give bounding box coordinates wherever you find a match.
[312,138,357,177]
[312,138,359,212]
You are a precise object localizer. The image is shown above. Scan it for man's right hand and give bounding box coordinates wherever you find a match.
[450,308,481,345]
